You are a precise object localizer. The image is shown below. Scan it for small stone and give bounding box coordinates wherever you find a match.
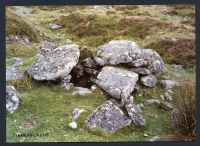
[60,82,73,91]
[144,99,160,106]
[84,68,98,75]
[143,133,149,137]
[160,80,179,90]
[49,23,62,30]
[170,64,183,70]
[40,41,56,55]
[66,39,73,45]
[125,103,146,126]
[130,59,148,67]
[141,74,157,87]
[121,95,134,106]
[164,91,173,101]
[72,87,92,96]
[134,84,139,92]
[68,121,77,129]
[137,103,144,109]
[131,67,151,75]
[83,57,98,69]
[149,136,160,141]
[72,108,86,121]
[149,113,158,119]
[91,85,97,91]
[160,95,165,101]
[160,101,173,111]
[167,90,173,94]
[144,36,151,40]
[11,57,23,67]
[138,93,143,97]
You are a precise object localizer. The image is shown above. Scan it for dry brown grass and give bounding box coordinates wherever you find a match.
[171,82,196,141]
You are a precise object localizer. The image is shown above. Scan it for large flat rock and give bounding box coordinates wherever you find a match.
[86,101,131,132]
[26,44,80,81]
[93,66,138,100]
[95,40,141,66]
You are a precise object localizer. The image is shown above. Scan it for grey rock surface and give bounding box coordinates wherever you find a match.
[26,44,80,81]
[40,41,56,55]
[125,103,146,125]
[6,67,24,81]
[11,57,23,67]
[49,23,62,30]
[95,40,141,66]
[68,121,77,129]
[86,101,131,132]
[130,59,148,67]
[60,75,73,91]
[72,108,86,121]
[72,87,92,96]
[160,80,179,90]
[6,86,19,113]
[160,101,173,111]
[131,67,151,75]
[141,49,165,75]
[140,74,157,87]
[93,66,138,100]
[121,95,134,106]
[84,68,98,76]
[170,64,183,70]
[95,40,165,75]
[164,91,173,101]
[144,99,161,105]
[83,57,98,69]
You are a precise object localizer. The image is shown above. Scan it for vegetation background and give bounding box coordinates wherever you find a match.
[6,5,196,142]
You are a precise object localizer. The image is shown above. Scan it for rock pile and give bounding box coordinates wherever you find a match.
[7,39,180,131]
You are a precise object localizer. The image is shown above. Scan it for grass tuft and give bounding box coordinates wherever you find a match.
[171,82,196,141]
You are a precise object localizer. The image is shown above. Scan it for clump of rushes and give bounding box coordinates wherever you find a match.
[171,81,196,141]
[6,8,40,42]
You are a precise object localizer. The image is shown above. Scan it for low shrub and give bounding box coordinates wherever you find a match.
[145,39,195,68]
[171,82,196,141]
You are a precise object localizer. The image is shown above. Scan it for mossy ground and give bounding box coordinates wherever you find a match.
[6,5,195,142]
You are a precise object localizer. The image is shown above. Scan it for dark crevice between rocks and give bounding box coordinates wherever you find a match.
[70,71,93,88]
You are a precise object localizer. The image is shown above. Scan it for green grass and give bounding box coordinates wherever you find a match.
[6,80,173,142]
[6,65,195,142]
[6,43,38,58]
[6,8,40,42]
